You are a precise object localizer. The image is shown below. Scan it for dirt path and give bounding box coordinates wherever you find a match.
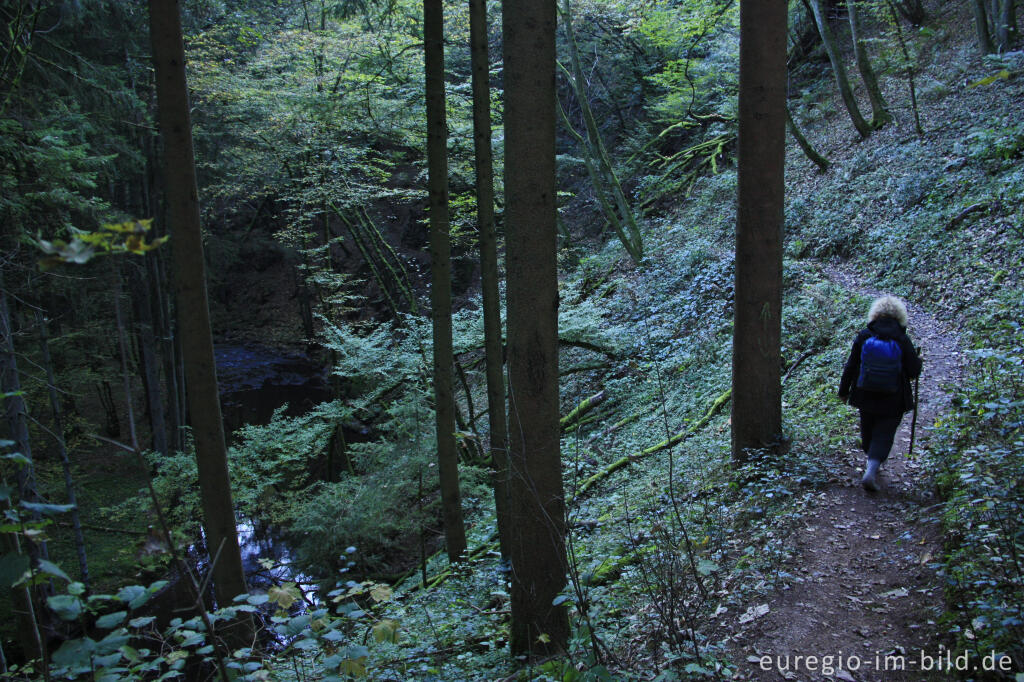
[725,266,964,681]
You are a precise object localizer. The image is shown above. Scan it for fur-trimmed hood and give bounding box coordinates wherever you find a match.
[868,295,908,327]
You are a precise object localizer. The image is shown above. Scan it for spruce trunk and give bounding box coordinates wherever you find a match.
[469,0,511,561]
[148,0,249,607]
[733,0,787,461]
[424,0,467,563]
[502,0,570,655]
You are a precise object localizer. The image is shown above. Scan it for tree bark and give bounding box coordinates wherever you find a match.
[973,0,995,53]
[847,0,891,129]
[994,0,1018,50]
[786,107,831,172]
[809,0,872,138]
[885,0,923,136]
[561,0,643,263]
[732,0,787,461]
[469,0,512,562]
[129,262,168,456]
[424,0,467,563]
[502,0,569,655]
[148,0,249,607]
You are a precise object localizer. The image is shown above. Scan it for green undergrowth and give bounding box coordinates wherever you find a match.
[929,322,1024,666]
[0,204,877,679]
[783,40,1024,673]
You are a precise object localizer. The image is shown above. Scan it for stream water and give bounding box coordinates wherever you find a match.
[213,344,331,601]
[214,344,332,433]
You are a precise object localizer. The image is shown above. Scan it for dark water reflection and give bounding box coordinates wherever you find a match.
[236,518,320,606]
[214,344,332,433]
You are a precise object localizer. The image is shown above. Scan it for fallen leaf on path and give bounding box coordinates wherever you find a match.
[834,670,856,681]
[882,587,909,598]
[738,604,770,624]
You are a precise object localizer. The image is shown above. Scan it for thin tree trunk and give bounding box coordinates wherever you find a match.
[995,0,1018,50]
[732,0,786,461]
[424,0,467,563]
[1,276,38,505]
[557,96,639,259]
[848,0,891,129]
[129,263,168,456]
[148,0,250,611]
[972,0,995,55]
[469,0,512,562]
[786,107,831,172]
[148,250,184,452]
[561,0,643,262]
[0,276,47,667]
[502,0,570,655]
[809,0,872,138]
[35,311,89,587]
[886,0,923,136]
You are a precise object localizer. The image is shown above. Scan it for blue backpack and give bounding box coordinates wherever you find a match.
[857,335,903,393]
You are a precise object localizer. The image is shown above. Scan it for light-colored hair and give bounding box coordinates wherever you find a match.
[868,295,908,327]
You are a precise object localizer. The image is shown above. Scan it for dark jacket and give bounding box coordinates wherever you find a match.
[838,317,922,416]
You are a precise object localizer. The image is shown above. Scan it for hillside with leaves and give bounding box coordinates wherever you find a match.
[1,0,1023,679]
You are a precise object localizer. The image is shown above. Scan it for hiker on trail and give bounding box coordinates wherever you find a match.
[838,295,922,492]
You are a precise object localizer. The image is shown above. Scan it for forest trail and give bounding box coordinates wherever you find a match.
[726,265,964,681]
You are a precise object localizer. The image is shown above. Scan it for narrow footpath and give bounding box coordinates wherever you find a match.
[727,266,964,681]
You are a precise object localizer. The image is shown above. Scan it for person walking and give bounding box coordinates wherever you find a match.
[838,295,922,492]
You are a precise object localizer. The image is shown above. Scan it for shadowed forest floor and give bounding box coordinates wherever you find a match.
[723,266,964,681]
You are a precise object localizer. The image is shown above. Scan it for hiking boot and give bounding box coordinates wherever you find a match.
[862,458,881,492]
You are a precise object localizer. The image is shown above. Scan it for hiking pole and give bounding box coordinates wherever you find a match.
[908,376,919,458]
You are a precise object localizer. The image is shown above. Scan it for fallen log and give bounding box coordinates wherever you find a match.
[574,388,731,498]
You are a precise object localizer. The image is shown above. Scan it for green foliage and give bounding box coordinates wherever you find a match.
[0,115,113,242]
[960,117,1024,165]
[931,323,1024,664]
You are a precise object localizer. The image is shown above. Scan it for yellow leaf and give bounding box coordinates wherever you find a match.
[372,619,400,643]
[369,584,392,603]
[536,632,551,644]
[268,583,301,610]
[338,656,367,677]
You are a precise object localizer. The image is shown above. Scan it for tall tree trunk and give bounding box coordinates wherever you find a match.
[424,0,467,563]
[848,0,891,129]
[148,0,249,608]
[502,0,570,656]
[35,311,89,587]
[469,0,511,561]
[732,0,786,461]
[809,0,872,138]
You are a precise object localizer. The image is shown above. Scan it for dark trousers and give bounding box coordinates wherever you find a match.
[859,412,902,464]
